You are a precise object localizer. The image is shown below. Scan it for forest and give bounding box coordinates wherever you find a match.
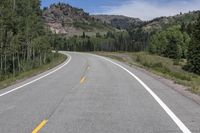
[0,0,54,81]
[54,30,149,52]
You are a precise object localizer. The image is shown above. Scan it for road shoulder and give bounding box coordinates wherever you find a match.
[95,52,200,105]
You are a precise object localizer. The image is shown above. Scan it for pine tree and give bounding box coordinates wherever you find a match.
[186,13,200,74]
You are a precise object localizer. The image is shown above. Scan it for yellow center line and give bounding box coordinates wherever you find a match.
[80,77,86,84]
[32,119,48,133]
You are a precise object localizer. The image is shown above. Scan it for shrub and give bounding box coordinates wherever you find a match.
[173,59,181,65]
[136,55,141,62]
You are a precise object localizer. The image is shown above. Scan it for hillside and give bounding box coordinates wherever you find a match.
[42,3,200,38]
[43,3,115,36]
[92,15,142,29]
[139,11,200,32]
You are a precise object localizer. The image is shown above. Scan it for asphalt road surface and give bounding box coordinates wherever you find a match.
[0,52,200,133]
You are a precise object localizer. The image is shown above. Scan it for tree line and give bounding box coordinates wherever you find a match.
[54,31,148,52]
[0,0,53,81]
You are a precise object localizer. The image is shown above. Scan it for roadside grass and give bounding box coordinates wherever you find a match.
[95,52,200,95]
[0,53,67,90]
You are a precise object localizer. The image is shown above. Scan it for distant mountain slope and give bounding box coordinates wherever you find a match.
[92,15,142,29]
[43,3,114,36]
[139,11,200,32]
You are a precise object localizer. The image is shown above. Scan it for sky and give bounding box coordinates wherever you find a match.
[41,0,200,20]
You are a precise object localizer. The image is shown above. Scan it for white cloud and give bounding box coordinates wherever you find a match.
[96,0,200,20]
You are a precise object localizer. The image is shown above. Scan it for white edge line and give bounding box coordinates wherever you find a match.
[93,54,191,133]
[0,53,72,97]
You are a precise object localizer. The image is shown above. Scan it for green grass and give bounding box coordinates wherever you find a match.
[96,52,200,95]
[0,53,67,90]
[73,22,93,30]
[73,21,114,31]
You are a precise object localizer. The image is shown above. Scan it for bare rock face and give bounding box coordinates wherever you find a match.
[43,3,90,23]
[43,3,113,36]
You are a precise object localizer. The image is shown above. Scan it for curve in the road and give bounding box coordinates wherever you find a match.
[93,54,191,133]
[0,52,198,133]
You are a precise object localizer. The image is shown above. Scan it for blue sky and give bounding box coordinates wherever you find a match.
[41,0,125,13]
[41,0,200,20]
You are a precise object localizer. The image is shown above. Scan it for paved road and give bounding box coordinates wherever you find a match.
[0,52,200,133]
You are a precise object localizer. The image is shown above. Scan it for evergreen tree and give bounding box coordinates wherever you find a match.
[186,13,200,74]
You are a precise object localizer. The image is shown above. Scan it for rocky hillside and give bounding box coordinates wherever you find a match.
[43,3,114,36]
[92,15,142,29]
[42,3,199,36]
